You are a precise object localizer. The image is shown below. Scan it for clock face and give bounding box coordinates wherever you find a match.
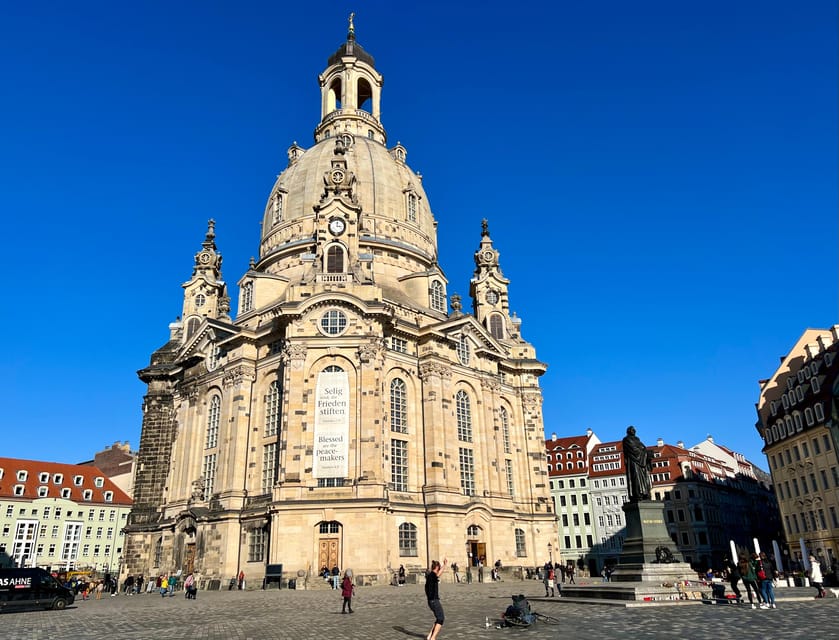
[482,250,495,263]
[198,252,211,264]
[328,218,346,235]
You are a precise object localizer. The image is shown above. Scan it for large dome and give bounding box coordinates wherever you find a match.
[259,135,437,268]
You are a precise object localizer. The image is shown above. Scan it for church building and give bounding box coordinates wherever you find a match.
[124,20,555,587]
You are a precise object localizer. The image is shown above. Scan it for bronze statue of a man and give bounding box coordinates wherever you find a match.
[622,426,653,501]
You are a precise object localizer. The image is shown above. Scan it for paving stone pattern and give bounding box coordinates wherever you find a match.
[2,580,834,640]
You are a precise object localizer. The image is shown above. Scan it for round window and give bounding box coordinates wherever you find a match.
[320,309,348,336]
[195,294,206,308]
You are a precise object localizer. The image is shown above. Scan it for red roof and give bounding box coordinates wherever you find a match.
[0,457,132,506]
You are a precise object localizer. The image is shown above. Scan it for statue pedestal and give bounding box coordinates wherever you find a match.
[559,500,695,604]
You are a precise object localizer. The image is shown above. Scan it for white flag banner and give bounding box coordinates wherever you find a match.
[313,370,350,478]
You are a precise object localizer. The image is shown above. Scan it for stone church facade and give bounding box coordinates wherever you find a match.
[124,22,555,587]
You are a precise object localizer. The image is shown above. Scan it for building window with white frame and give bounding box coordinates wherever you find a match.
[456,390,472,442]
[242,281,254,313]
[459,447,475,496]
[265,380,281,437]
[515,528,526,557]
[206,395,221,449]
[272,192,283,226]
[398,522,418,556]
[406,192,418,222]
[429,280,445,313]
[456,334,471,365]
[390,378,407,434]
[262,443,277,494]
[391,439,408,492]
[202,453,218,497]
[505,459,514,497]
[500,406,511,454]
[248,528,265,562]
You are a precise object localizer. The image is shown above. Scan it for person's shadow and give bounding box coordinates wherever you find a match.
[392,626,426,638]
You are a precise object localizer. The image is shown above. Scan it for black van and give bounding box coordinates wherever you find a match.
[0,568,75,611]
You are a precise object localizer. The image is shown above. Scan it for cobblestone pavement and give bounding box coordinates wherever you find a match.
[2,579,836,640]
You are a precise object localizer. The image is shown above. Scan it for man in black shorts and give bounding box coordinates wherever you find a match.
[425,558,448,640]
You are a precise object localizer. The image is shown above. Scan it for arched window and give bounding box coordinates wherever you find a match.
[265,381,281,437]
[398,523,418,556]
[242,281,254,313]
[206,396,220,449]
[390,378,407,433]
[407,192,417,222]
[324,365,344,373]
[456,335,471,365]
[186,317,200,339]
[153,537,163,567]
[319,521,340,534]
[430,280,445,313]
[456,390,472,442]
[515,528,526,557]
[272,192,283,226]
[357,78,373,112]
[327,78,342,112]
[326,245,344,273]
[467,524,481,538]
[488,314,504,340]
[500,406,511,454]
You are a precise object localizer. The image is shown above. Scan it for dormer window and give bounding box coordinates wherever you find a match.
[37,486,48,498]
[272,192,283,226]
[406,192,418,222]
[82,489,93,501]
[104,491,113,503]
[16,470,27,482]
[242,282,254,313]
[74,475,83,486]
[429,280,445,313]
[38,472,49,483]
[53,473,63,484]
[94,477,104,488]
[13,485,24,496]
[61,488,71,499]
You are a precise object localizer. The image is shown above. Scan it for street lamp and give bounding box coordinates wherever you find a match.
[547,542,553,565]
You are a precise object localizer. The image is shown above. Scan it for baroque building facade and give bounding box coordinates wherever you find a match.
[757,326,839,574]
[124,24,555,587]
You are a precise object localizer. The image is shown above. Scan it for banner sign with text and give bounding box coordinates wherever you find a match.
[313,369,350,478]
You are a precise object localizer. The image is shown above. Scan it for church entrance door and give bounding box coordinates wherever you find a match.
[184,543,196,574]
[319,538,339,570]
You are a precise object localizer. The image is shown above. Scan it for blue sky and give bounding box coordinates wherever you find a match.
[1,1,836,468]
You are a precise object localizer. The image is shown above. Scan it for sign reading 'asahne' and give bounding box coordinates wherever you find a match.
[313,370,350,478]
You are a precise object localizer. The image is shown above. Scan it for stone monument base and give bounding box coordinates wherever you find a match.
[559,500,696,604]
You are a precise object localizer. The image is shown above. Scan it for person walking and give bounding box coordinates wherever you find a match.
[739,556,761,608]
[477,557,484,583]
[724,557,742,603]
[755,552,776,609]
[566,563,576,584]
[542,561,552,596]
[452,562,460,583]
[160,574,169,597]
[341,569,355,613]
[425,559,448,640]
[808,555,826,598]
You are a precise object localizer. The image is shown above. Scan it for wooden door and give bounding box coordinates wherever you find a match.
[318,538,339,570]
[184,543,196,574]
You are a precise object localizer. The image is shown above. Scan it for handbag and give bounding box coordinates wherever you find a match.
[756,564,767,580]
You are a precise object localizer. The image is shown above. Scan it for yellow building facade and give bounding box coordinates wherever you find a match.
[124,23,555,587]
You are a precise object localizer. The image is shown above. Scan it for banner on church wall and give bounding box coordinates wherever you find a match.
[313,370,350,478]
